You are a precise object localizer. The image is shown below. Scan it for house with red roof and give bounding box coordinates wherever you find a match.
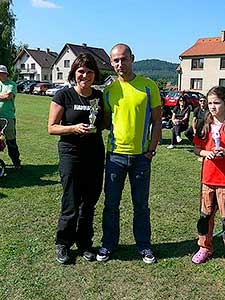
[178,31,225,95]
[52,43,113,84]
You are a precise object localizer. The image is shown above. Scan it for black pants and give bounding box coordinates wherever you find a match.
[6,139,20,166]
[185,122,204,143]
[56,141,105,251]
[171,124,188,145]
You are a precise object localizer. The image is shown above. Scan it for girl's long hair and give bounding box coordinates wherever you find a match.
[200,86,225,139]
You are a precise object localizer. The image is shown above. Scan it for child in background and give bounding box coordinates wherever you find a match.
[192,86,225,264]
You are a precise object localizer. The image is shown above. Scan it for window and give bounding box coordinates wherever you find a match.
[64,60,70,68]
[21,64,25,70]
[220,58,225,69]
[190,78,203,90]
[31,63,35,70]
[219,79,225,87]
[57,72,63,80]
[44,75,48,81]
[191,58,204,69]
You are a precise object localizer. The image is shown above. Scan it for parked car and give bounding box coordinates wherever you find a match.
[17,80,39,92]
[17,80,36,92]
[23,82,40,94]
[46,84,70,97]
[164,90,205,110]
[160,90,169,106]
[33,82,53,95]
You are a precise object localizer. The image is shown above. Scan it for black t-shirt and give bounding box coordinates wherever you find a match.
[52,87,104,146]
[173,106,190,125]
[193,106,209,133]
[193,107,208,120]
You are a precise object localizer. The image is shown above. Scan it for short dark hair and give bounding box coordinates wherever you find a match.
[110,43,133,57]
[68,53,100,83]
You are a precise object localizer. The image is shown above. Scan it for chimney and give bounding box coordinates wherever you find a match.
[82,43,87,48]
[221,31,225,42]
[46,48,50,53]
[36,47,40,51]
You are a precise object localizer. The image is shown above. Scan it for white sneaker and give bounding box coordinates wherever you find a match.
[167,144,175,149]
[139,249,157,264]
[176,136,182,143]
[96,247,110,262]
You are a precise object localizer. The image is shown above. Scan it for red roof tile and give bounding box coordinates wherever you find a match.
[180,36,225,57]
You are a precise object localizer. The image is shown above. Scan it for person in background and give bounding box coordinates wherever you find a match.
[167,95,190,149]
[48,54,105,264]
[158,104,172,145]
[185,96,208,143]
[96,43,161,264]
[0,65,21,169]
[192,86,225,264]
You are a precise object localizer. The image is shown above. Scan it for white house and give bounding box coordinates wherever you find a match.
[52,43,113,84]
[177,31,225,95]
[14,48,58,82]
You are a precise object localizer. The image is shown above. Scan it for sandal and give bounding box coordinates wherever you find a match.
[192,249,210,264]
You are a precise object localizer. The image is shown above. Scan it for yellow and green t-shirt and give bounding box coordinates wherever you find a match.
[0,79,17,119]
[103,75,161,154]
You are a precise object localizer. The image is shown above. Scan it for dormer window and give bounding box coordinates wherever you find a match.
[191,58,204,70]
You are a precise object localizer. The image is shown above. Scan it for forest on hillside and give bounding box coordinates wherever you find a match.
[133,59,179,85]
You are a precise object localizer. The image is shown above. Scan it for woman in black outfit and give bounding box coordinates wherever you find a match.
[167,95,190,149]
[48,54,105,264]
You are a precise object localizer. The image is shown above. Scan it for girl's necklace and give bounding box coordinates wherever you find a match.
[75,88,92,106]
[77,93,87,106]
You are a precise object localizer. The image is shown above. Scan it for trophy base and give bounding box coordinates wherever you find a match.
[88,125,97,133]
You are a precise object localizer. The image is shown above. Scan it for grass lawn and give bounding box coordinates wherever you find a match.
[0,93,224,300]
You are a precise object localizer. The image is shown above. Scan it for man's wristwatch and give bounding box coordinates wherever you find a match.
[149,150,156,156]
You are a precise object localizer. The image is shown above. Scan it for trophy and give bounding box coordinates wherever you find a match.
[88,98,99,133]
[211,124,222,158]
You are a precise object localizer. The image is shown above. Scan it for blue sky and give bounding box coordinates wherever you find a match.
[13,0,225,63]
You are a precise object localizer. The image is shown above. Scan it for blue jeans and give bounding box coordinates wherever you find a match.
[102,152,152,252]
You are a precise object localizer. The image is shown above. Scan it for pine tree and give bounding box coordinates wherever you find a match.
[0,0,16,72]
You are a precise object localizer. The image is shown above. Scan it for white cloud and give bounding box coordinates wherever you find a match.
[31,0,62,9]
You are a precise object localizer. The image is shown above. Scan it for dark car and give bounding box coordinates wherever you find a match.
[23,82,39,94]
[17,80,29,92]
[17,80,39,93]
[164,90,205,111]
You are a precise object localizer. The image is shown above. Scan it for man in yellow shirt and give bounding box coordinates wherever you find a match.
[96,44,161,263]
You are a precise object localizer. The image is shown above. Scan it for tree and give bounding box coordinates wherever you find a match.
[0,0,16,73]
[10,42,29,81]
[98,70,115,85]
[156,79,168,90]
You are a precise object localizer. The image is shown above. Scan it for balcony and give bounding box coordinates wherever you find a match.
[18,68,37,74]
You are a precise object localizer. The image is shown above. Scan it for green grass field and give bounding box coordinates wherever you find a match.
[0,94,224,300]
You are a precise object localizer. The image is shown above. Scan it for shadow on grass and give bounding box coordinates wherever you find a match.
[111,237,224,261]
[52,238,224,265]
[65,248,98,265]
[0,192,7,198]
[160,137,192,147]
[0,164,59,188]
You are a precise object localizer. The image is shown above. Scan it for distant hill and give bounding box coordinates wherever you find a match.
[133,59,179,85]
